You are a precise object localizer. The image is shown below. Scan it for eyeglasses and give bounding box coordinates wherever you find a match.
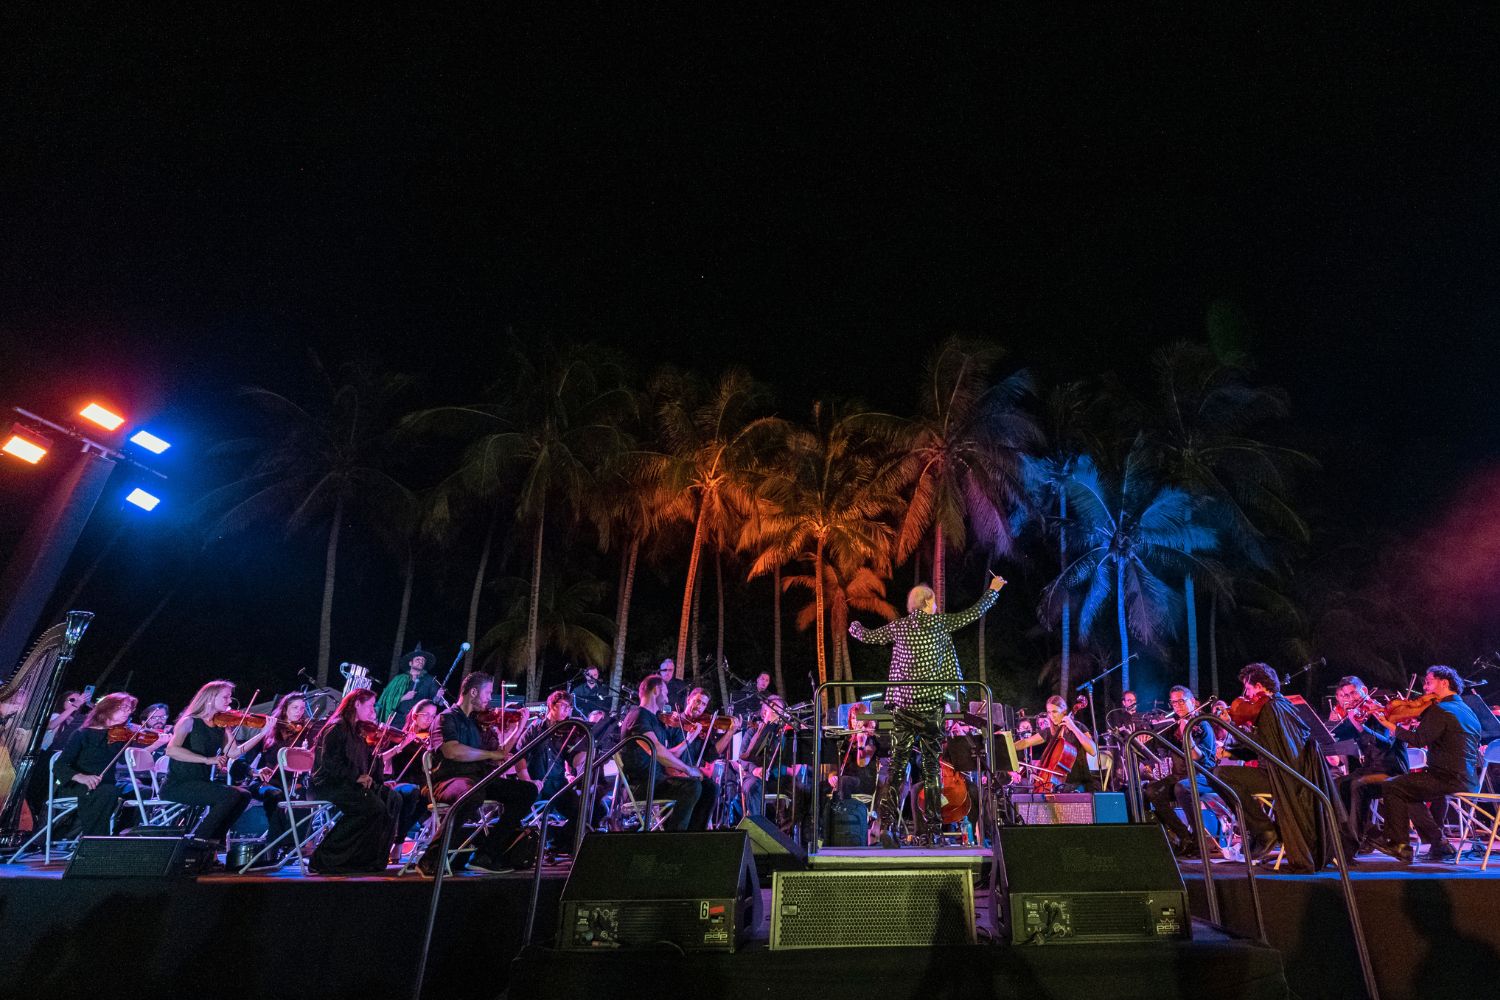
[1168,699,1187,706]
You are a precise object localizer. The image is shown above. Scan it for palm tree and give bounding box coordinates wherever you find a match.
[744,401,898,702]
[1019,380,1102,697]
[1139,341,1313,691]
[477,570,615,683]
[1046,446,1216,690]
[874,337,1036,611]
[592,457,670,711]
[785,561,897,704]
[408,340,633,699]
[653,368,785,690]
[207,357,414,685]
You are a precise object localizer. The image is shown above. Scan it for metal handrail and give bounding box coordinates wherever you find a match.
[1120,727,1266,940]
[812,679,1004,941]
[412,718,595,1000]
[1183,709,1379,1000]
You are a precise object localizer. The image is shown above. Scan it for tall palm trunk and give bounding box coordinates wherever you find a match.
[464,512,498,675]
[831,594,852,705]
[715,548,729,707]
[931,523,946,611]
[1184,573,1199,692]
[813,534,828,707]
[389,548,415,675]
[95,585,180,687]
[610,538,639,712]
[525,510,545,701]
[772,564,784,695]
[317,493,346,686]
[690,566,703,689]
[1208,591,1219,697]
[675,509,707,679]
[1116,557,1131,690]
[1058,490,1071,698]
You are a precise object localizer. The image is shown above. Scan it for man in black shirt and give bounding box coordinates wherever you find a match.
[657,660,690,713]
[1372,665,1482,863]
[1139,686,1216,855]
[1105,690,1142,736]
[731,672,772,717]
[524,691,585,849]
[419,672,537,874]
[571,665,611,720]
[618,675,714,831]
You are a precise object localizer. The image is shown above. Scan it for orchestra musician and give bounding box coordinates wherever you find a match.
[1328,675,1408,850]
[828,702,878,801]
[1014,695,1100,791]
[1369,665,1482,864]
[417,672,536,875]
[656,660,690,713]
[309,689,404,875]
[1105,690,1142,734]
[619,675,715,831]
[53,692,139,837]
[523,690,587,849]
[849,573,1004,848]
[242,692,312,863]
[736,694,809,832]
[570,665,611,720]
[731,672,773,717]
[1214,663,1338,873]
[672,687,740,767]
[162,681,253,849]
[1139,686,1217,856]
[375,646,440,722]
[386,698,440,853]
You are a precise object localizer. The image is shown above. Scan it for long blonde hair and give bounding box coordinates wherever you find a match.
[180,680,234,722]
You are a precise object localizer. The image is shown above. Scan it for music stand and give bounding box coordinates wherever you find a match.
[1284,695,1342,749]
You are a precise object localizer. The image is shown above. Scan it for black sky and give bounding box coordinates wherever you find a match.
[4,9,1500,701]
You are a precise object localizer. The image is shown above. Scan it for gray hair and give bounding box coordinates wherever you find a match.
[907,585,936,615]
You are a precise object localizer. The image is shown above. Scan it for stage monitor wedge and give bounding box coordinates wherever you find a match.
[999,824,1189,945]
[64,836,215,878]
[558,831,760,953]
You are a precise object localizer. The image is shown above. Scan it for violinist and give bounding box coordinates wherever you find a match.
[1014,695,1100,791]
[308,689,404,874]
[523,691,586,849]
[670,687,740,766]
[417,672,536,875]
[375,646,441,723]
[1370,665,1482,863]
[162,681,252,848]
[850,574,1005,848]
[242,693,311,865]
[1140,687,1217,857]
[1214,664,1338,873]
[619,675,715,831]
[736,694,808,832]
[1329,676,1407,850]
[54,692,140,837]
[384,699,440,854]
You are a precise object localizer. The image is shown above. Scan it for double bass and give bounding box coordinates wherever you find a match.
[1032,695,1089,792]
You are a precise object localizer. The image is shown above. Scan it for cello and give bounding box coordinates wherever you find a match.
[1032,695,1089,792]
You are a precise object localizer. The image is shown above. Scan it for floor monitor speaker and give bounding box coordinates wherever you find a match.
[998,824,1189,944]
[557,831,760,952]
[63,836,215,878]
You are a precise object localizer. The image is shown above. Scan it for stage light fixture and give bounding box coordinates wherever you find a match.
[125,488,160,511]
[2,426,50,464]
[79,403,125,431]
[129,429,171,454]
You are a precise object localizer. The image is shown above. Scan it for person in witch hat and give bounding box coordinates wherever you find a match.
[376,645,440,722]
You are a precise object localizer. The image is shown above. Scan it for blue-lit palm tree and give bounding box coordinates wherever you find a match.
[1046,446,1216,690]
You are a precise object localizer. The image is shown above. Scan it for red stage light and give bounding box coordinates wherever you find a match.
[2,426,49,464]
[78,402,125,430]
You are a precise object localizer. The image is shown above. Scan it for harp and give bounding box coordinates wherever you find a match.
[0,611,93,839]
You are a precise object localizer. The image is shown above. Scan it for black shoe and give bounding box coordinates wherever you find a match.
[878,830,900,850]
[1247,831,1279,862]
[1370,838,1413,864]
[1422,842,1458,863]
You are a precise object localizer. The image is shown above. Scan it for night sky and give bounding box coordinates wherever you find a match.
[5,9,1500,707]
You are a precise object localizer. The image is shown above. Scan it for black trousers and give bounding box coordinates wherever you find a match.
[1336,768,1393,843]
[58,780,125,837]
[880,706,945,834]
[420,775,536,869]
[245,781,291,843]
[1381,770,1467,846]
[634,775,716,831]
[163,778,251,843]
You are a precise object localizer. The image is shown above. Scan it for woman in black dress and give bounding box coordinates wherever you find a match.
[55,692,138,836]
[162,680,252,846]
[309,688,404,875]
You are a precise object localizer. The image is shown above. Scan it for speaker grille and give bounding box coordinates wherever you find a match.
[770,869,975,949]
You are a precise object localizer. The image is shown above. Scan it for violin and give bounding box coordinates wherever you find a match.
[1376,692,1439,726]
[354,720,434,747]
[211,711,269,729]
[472,707,529,729]
[660,712,735,735]
[106,724,168,747]
[1227,692,1271,728]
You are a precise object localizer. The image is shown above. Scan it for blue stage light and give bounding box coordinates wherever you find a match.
[125,488,161,511]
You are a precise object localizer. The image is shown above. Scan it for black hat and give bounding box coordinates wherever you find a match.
[402,645,433,671]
